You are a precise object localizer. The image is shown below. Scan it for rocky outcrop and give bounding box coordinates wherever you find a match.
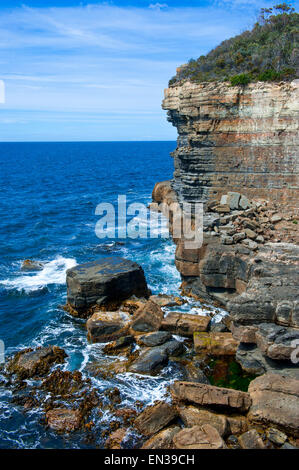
[65,257,149,318]
[194,331,239,356]
[162,80,299,207]
[171,381,252,412]
[7,346,67,379]
[46,408,82,432]
[248,373,299,436]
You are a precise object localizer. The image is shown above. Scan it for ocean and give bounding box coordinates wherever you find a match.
[0,141,223,448]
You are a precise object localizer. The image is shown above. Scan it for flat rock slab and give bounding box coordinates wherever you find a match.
[171,381,251,412]
[66,257,148,317]
[87,311,130,343]
[46,408,82,432]
[194,332,239,355]
[135,401,177,436]
[161,312,210,337]
[137,331,172,347]
[248,373,299,436]
[173,424,226,449]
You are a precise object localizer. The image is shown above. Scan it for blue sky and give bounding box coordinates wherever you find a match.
[0,0,293,141]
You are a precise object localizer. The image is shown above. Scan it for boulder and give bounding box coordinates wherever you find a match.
[86,311,130,343]
[238,429,265,449]
[141,426,180,449]
[248,373,299,436]
[66,257,149,317]
[103,335,135,354]
[7,346,67,379]
[46,408,82,432]
[227,192,241,210]
[128,348,168,375]
[181,361,210,384]
[137,331,172,347]
[161,312,210,337]
[130,300,163,333]
[129,340,184,375]
[21,259,44,271]
[244,228,257,239]
[239,195,250,210]
[135,402,177,436]
[173,424,226,449]
[171,381,251,412]
[193,332,239,355]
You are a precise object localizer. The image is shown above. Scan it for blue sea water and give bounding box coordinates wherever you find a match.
[0,142,224,449]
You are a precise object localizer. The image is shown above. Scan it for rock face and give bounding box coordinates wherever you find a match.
[66,257,149,317]
[171,381,251,412]
[162,80,298,207]
[248,373,299,436]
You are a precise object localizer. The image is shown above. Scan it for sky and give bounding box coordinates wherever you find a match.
[0,0,294,141]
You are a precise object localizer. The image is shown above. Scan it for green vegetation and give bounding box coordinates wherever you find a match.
[206,357,256,392]
[169,3,299,86]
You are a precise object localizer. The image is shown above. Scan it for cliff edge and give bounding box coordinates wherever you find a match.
[163,80,299,207]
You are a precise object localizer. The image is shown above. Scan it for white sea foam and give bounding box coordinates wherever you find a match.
[0,256,76,293]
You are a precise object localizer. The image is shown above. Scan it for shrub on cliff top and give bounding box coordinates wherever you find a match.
[169,3,299,86]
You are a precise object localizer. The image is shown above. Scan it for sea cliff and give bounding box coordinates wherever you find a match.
[162,80,299,207]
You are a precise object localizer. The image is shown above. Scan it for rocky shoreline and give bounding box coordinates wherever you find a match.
[1,225,298,449]
[1,78,298,449]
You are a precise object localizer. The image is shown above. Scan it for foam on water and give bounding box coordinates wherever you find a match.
[0,256,77,293]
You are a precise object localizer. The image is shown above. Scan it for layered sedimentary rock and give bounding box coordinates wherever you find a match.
[153,80,299,384]
[163,80,299,207]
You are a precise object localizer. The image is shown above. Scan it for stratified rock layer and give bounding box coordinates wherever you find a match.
[163,80,299,207]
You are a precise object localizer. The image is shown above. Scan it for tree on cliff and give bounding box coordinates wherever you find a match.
[169,3,299,86]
